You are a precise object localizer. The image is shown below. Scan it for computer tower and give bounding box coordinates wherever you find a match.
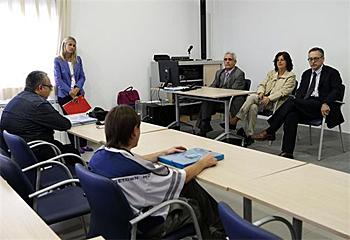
[144,103,175,127]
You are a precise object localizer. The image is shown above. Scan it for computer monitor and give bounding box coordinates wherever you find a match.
[158,60,179,87]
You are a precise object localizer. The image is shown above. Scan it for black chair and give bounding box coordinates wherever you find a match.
[0,154,90,231]
[0,131,10,157]
[75,164,202,240]
[218,202,296,240]
[298,84,346,160]
[3,130,86,190]
[245,78,252,91]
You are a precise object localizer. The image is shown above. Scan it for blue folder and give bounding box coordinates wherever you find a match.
[158,148,224,169]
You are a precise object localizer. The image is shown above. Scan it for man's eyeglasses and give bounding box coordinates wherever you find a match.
[307,57,323,62]
[42,84,53,90]
[224,58,233,61]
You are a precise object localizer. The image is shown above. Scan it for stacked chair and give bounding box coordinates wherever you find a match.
[3,130,86,190]
[0,154,90,234]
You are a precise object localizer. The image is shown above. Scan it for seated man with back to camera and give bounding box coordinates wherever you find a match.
[252,47,344,159]
[89,105,225,239]
[0,70,80,162]
[196,51,246,137]
[229,51,296,146]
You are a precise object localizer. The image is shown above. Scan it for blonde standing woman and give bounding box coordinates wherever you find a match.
[54,36,92,153]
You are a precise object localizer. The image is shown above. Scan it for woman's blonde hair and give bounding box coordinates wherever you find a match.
[59,36,77,64]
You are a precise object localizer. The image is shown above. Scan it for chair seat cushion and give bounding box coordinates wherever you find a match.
[258,109,273,117]
[37,186,90,224]
[300,118,323,126]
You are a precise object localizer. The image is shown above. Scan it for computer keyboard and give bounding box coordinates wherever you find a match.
[163,86,190,91]
[180,86,201,91]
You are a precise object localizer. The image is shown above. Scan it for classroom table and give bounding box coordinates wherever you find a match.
[66,126,350,239]
[236,164,350,239]
[133,129,350,239]
[68,121,168,146]
[0,176,60,239]
[134,129,306,183]
[163,87,253,140]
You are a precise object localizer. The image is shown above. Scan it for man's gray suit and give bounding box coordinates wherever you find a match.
[197,67,246,132]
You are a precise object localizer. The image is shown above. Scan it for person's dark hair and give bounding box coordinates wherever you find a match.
[308,47,324,57]
[273,51,293,72]
[25,71,48,92]
[105,105,141,148]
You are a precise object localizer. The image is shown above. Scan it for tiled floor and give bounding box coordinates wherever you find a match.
[53,118,349,239]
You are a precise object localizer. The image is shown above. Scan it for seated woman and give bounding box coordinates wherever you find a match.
[229,51,296,145]
[88,105,225,239]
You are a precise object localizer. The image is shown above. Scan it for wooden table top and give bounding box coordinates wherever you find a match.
[171,86,254,99]
[68,122,167,144]
[134,129,306,189]
[237,164,350,238]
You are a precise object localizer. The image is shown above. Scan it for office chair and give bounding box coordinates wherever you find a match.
[0,131,10,157]
[218,202,296,240]
[3,130,86,190]
[0,154,90,233]
[75,164,202,240]
[245,79,252,91]
[298,84,345,160]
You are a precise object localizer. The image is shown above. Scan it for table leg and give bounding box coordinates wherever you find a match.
[243,197,252,223]
[73,135,80,151]
[293,217,303,240]
[215,100,230,140]
[224,100,229,134]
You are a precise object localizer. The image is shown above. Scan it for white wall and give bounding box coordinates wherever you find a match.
[71,0,200,109]
[71,0,349,132]
[208,0,350,132]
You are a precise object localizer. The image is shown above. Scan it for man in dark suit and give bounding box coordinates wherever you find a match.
[252,47,344,159]
[197,52,246,136]
[0,71,80,162]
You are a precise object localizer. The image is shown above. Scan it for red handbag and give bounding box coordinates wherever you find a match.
[116,86,140,107]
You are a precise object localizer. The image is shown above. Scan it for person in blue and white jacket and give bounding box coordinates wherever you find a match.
[89,105,225,239]
[54,36,92,153]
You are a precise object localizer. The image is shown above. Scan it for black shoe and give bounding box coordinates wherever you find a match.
[279,152,294,159]
[236,127,247,138]
[243,136,254,147]
[197,130,207,137]
[199,122,213,133]
[219,122,236,130]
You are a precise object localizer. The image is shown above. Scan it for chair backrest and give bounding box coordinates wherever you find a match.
[245,79,251,91]
[0,154,34,206]
[292,80,298,95]
[0,131,10,157]
[339,84,345,101]
[75,164,134,239]
[3,130,39,186]
[218,202,279,240]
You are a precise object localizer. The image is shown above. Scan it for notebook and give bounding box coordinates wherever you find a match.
[64,113,97,126]
[158,148,224,169]
[62,95,91,115]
